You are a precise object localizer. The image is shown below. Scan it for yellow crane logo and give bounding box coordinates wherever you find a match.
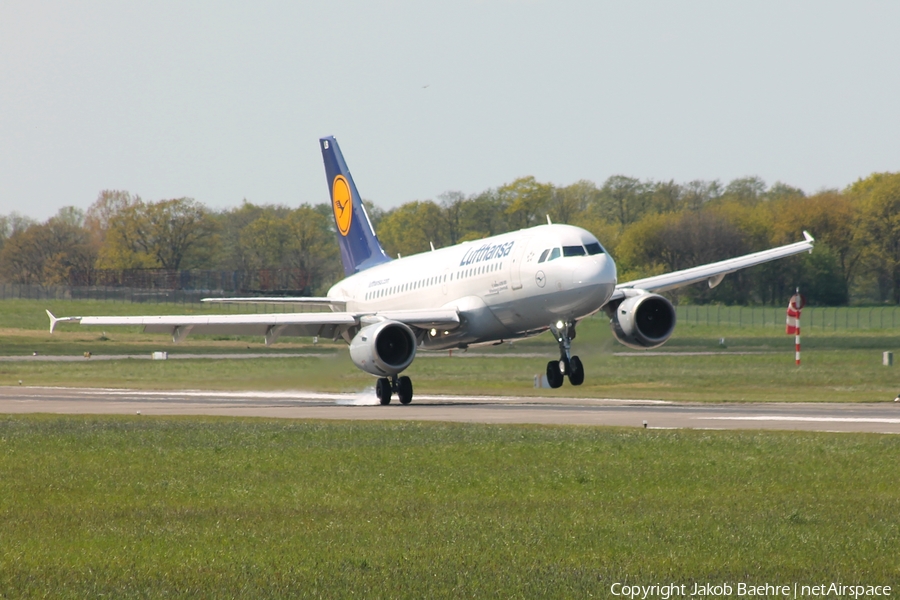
[332,175,353,236]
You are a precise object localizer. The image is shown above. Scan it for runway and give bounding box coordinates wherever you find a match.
[1,386,899,433]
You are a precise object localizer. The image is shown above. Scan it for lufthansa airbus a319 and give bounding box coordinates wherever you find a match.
[48,137,814,405]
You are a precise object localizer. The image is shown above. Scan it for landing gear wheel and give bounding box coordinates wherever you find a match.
[397,376,413,405]
[546,360,564,389]
[376,378,392,405]
[568,355,584,386]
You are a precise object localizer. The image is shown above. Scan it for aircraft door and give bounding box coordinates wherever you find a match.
[509,235,533,291]
[442,267,450,295]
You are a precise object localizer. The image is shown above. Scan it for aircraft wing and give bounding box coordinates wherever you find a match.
[611,231,814,298]
[46,308,460,345]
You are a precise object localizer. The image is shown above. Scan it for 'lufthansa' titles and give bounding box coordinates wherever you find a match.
[459,241,514,267]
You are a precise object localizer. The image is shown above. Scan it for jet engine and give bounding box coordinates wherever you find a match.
[349,320,417,376]
[608,293,676,350]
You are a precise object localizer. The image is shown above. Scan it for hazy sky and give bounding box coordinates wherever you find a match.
[2,1,899,221]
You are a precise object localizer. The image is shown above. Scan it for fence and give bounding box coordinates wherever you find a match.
[675,305,900,330]
[0,268,311,304]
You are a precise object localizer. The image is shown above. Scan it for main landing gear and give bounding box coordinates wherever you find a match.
[546,320,584,389]
[375,375,414,405]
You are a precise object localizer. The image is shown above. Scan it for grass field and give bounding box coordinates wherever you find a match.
[0,415,897,598]
[2,299,900,401]
[2,301,899,597]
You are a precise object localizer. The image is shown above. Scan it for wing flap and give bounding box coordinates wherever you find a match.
[368,309,460,330]
[74,313,358,342]
[201,296,347,311]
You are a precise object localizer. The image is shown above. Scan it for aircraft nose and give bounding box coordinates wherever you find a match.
[572,255,617,306]
[572,255,614,286]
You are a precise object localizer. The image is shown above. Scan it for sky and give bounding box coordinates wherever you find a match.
[1,1,899,222]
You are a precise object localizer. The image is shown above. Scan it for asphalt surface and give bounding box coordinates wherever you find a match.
[1,386,899,433]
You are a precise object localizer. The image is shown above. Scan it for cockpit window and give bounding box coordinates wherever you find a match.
[548,247,561,261]
[538,249,550,263]
[563,245,586,257]
[585,242,604,255]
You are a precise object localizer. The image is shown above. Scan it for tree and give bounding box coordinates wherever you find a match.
[285,205,341,293]
[98,198,217,270]
[0,212,37,255]
[616,211,748,275]
[0,208,95,284]
[769,191,860,291]
[85,190,137,252]
[239,209,294,270]
[377,200,446,257]
[551,180,599,224]
[680,180,721,211]
[362,200,385,233]
[459,189,508,239]
[500,176,553,230]
[598,175,651,227]
[721,176,766,205]
[438,191,467,245]
[765,182,805,202]
[850,172,900,303]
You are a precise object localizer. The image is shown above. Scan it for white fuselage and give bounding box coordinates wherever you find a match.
[327,224,617,350]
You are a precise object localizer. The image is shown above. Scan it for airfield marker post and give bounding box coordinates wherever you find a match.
[786,290,805,366]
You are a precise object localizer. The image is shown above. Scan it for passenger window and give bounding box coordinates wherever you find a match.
[538,249,550,263]
[563,245,586,257]
[585,242,605,255]
[548,248,561,261]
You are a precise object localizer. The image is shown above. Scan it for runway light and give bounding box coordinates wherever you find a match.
[643,420,648,428]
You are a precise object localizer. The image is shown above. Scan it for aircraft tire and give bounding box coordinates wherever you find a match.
[546,361,564,389]
[568,355,584,386]
[376,378,392,405]
[398,376,413,405]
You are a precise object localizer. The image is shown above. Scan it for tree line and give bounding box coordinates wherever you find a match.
[2,171,899,305]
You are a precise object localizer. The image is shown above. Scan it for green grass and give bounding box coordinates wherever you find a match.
[2,299,900,401]
[0,416,897,598]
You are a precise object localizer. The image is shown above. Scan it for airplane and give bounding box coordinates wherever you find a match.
[47,136,815,405]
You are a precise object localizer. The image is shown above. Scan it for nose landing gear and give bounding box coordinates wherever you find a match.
[545,320,584,388]
[376,375,414,405]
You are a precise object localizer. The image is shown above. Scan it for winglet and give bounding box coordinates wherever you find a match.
[47,310,81,334]
[803,230,815,243]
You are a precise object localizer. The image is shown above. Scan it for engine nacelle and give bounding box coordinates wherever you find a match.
[609,293,676,350]
[349,320,417,376]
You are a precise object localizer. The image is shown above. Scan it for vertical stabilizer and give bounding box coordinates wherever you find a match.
[320,136,391,275]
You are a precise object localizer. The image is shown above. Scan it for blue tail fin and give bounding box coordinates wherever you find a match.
[320,136,391,276]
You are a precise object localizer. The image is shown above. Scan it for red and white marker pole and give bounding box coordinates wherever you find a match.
[785,289,806,366]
